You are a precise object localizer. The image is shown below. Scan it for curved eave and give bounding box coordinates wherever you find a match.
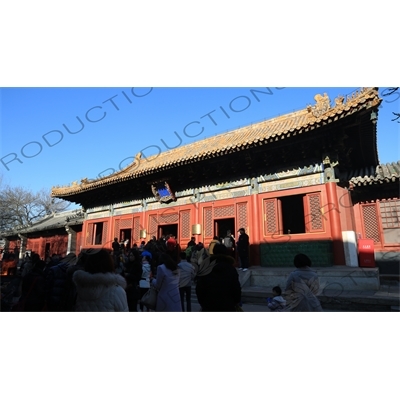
[52,88,381,199]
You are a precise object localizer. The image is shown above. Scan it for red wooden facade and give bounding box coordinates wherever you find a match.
[1,210,83,263]
[353,199,400,254]
[79,182,351,265]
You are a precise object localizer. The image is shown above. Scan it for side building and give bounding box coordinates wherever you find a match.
[0,209,84,265]
[51,88,400,276]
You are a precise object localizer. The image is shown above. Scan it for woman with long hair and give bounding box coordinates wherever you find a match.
[151,252,182,312]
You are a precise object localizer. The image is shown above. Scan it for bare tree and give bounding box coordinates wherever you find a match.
[0,177,71,232]
[35,188,70,216]
[382,87,400,123]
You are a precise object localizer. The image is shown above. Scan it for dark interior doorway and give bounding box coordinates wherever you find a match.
[214,218,235,240]
[158,224,178,239]
[45,243,50,257]
[280,194,306,234]
[94,222,104,245]
[120,229,132,248]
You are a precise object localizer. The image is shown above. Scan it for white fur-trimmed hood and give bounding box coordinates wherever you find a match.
[73,270,127,289]
[73,270,127,304]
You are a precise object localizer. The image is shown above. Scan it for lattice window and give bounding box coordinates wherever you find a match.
[40,241,46,258]
[102,222,108,245]
[114,220,120,238]
[149,215,158,237]
[237,202,248,231]
[32,241,40,253]
[76,232,82,251]
[380,200,400,229]
[159,213,179,224]
[86,223,94,245]
[264,199,278,234]
[120,218,132,229]
[51,236,67,255]
[180,210,191,239]
[214,205,235,218]
[133,217,141,241]
[306,193,324,231]
[204,208,213,237]
[362,204,381,243]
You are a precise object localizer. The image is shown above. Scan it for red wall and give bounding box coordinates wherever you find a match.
[81,183,350,265]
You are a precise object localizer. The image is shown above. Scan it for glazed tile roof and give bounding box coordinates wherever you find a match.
[348,161,400,186]
[52,87,381,198]
[1,209,84,236]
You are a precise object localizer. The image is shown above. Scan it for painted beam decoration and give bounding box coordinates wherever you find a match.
[151,181,177,204]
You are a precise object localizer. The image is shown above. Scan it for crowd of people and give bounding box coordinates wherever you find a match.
[1,228,323,312]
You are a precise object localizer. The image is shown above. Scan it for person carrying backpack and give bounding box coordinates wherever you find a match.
[223,230,236,259]
[190,242,209,274]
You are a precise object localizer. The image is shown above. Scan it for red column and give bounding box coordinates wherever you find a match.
[325,182,346,265]
[250,193,261,266]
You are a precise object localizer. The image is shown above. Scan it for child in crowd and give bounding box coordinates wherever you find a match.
[266,286,287,311]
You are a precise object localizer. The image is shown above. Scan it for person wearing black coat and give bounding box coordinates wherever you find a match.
[45,253,77,311]
[123,250,143,311]
[20,260,46,311]
[63,251,88,311]
[195,244,241,312]
[236,228,250,271]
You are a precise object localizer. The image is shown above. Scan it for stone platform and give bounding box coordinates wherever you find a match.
[238,267,399,311]
[240,266,380,292]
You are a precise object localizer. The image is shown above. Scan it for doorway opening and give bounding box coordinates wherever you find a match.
[94,222,104,245]
[214,218,235,241]
[280,194,306,234]
[158,224,178,239]
[45,242,50,257]
[120,229,132,249]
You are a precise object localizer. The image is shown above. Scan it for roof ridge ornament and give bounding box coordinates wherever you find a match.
[334,95,345,108]
[307,93,331,118]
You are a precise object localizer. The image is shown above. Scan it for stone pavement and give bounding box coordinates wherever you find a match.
[188,301,271,312]
[187,289,347,312]
[240,280,400,311]
[186,296,353,312]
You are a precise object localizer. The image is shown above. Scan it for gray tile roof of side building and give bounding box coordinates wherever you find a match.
[1,209,84,237]
[347,161,400,186]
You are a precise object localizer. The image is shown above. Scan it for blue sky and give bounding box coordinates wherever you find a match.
[1,87,399,197]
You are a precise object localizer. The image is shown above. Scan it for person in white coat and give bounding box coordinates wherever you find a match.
[73,249,128,312]
[284,253,322,312]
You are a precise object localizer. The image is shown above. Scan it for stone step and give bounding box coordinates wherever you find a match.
[190,267,399,310]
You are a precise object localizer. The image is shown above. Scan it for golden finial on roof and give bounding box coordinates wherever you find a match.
[307,93,330,118]
[334,95,344,107]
